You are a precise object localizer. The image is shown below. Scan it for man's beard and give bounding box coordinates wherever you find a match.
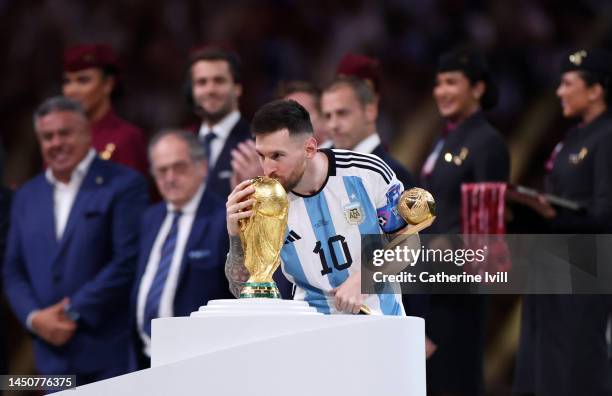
[193,99,233,125]
[275,166,305,193]
[282,177,299,192]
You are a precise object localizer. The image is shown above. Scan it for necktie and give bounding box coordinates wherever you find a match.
[143,211,182,337]
[201,131,217,166]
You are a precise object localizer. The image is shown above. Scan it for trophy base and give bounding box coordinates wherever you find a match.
[240,282,281,299]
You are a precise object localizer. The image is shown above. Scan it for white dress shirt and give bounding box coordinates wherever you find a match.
[198,111,241,170]
[136,183,205,356]
[45,149,97,240]
[352,133,381,154]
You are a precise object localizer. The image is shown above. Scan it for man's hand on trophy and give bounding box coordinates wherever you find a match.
[330,272,367,314]
[226,179,257,236]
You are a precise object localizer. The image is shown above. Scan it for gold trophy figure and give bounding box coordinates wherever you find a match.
[239,176,289,298]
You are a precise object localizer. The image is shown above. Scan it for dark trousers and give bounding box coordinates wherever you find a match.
[514,295,612,396]
[426,294,487,396]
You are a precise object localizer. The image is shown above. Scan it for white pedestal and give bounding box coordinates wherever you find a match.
[57,299,426,395]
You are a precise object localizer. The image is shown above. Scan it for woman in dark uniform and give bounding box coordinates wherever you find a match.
[420,47,510,396]
[514,49,612,396]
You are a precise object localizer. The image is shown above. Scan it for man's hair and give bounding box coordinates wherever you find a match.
[33,96,86,127]
[148,129,206,165]
[276,80,321,110]
[323,76,376,107]
[251,99,314,136]
[188,47,242,84]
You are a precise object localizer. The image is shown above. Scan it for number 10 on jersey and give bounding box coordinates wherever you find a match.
[313,234,353,275]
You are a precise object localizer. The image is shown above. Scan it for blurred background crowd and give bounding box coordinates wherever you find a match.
[1,0,611,186]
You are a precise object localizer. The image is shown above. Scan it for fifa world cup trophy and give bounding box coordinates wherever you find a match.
[238,176,289,298]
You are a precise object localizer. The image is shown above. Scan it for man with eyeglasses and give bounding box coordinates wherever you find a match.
[130,130,233,370]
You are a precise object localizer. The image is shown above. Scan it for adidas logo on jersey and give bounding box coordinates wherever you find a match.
[284,230,302,245]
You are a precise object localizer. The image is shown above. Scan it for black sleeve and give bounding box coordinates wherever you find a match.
[396,166,416,189]
[472,134,510,182]
[551,134,612,233]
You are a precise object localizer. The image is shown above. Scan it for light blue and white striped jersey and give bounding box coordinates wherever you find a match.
[280,149,407,315]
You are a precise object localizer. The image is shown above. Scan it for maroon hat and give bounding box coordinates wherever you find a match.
[63,43,121,73]
[336,53,381,92]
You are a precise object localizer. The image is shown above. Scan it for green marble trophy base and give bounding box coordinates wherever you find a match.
[239,282,281,299]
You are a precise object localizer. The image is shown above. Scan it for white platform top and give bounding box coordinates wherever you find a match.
[190,298,322,317]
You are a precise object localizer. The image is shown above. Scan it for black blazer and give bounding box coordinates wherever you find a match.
[421,112,510,234]
[547,112,612,233]
[206,117,252,201]
[371,145,415,189]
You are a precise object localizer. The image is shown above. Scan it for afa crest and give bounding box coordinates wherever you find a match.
[344,202,364,225]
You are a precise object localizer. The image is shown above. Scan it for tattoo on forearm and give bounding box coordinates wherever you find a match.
[225,236,249,297]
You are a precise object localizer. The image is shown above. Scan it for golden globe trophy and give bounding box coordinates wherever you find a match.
[386,187,436,250]
[398,187,436,226]
[238,176,289,299]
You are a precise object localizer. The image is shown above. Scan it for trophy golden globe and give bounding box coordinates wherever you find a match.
[238,176,289,299]
[385,187,436,250]
[398,187,436,225]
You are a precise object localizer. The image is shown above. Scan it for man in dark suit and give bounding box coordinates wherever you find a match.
[2,97,148,383]
[320,75,430,325]
[186,47,291,297]
[131,130,234,369]
[321,75,415,189]
[186,46,254,200]
[334,53,413,179]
